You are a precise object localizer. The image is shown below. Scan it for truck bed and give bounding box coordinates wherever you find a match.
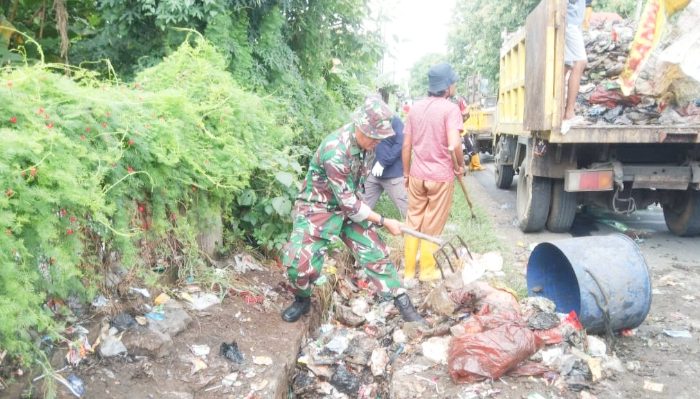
[550,125,700,143]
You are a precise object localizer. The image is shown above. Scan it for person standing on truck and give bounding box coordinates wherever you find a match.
[563,0,592,125]
[363,87,409,218]
[402,63,465,281]
[280,95,423,324]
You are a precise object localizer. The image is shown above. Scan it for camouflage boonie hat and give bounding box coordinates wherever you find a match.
[352,95,395,139]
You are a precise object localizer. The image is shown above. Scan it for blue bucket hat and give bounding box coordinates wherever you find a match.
[428,63,459,93]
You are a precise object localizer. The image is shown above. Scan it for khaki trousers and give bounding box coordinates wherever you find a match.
[406,177,454,235]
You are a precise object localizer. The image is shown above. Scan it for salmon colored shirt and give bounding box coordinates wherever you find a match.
[404,97,463,182]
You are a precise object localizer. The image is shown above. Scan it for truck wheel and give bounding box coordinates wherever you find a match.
[494,136,514,189]
[495,164,515,189]
[663,190,700,236]
[516,161,552,232]
[546,179,577,233]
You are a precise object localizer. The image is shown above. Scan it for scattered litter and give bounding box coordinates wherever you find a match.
[135,316,148,326]
[190,357,208,374]
[422,336,450,365]
[663,329,692,338]
[449,324,542,383]
[325,335,350,354]
[129,287,151,298]
[392,329,407,344]
[527,393,546,399]
[145,311,165,321]
[65,336,94,366]
[99,335,127,358]
[350,297,370,317]
[154,293,171,305]
[528,311,561,330]
[233,253,264,273]
[222,372,238,386]
[190,344,211,357]
[620,328,636,337]
[65,374,85,398]
[587,336,607,357]
[335,304,365,327]
[424,285,457,316]
[475,252,503,272]
[370,348,389,376]
[643,380,664,393]
[186,292,221,311]
[111,312,136,331]
[91,295,109,308]
[253,355,273,366]
[330,364,361,396]
[220,341,245,364]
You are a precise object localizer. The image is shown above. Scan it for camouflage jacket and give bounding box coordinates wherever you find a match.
[295,123,374,236]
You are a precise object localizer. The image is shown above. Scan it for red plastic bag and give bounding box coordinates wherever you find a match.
[448,324,543,383]
[533,311,583,345]
[589,85,641,108]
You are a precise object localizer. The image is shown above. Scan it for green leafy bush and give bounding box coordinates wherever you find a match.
[0,36,299,368]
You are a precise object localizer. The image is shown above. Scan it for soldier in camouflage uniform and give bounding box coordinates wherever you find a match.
[281,96,423,323]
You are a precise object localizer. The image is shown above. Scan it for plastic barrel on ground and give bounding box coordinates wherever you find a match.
[526,234,652,334]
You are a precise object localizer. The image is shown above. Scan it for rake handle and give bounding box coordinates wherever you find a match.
[400,227,444,245]
[448,146,476,217]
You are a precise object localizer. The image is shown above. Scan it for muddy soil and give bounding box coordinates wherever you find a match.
[4,267,318,399]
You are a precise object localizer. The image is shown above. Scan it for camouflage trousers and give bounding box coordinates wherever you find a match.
[283,212,400,298]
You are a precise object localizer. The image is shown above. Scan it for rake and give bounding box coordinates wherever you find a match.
[401,227,473,279]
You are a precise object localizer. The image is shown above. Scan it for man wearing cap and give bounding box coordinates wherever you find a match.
[402,63,465,281]
[281,96,423,323]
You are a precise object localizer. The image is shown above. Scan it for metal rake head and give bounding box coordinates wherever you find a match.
[432,235,472,279]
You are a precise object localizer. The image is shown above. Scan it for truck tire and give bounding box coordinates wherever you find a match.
[516,161,552,232]
[494,136,515,189]
[663,190,700,236]
[546,179,577,233]
[495,164,515,189]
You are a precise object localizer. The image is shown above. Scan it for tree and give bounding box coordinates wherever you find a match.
[407,53,446,98]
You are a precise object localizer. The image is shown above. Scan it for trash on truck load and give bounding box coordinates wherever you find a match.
[575,1,700,126]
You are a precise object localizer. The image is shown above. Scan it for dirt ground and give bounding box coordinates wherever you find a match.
[4,266,318,399]
[459,157,700,399]
[4,155,699,399]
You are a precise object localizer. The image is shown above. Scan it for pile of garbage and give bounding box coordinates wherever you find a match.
[576,8,700,126]
[292,251,628,398]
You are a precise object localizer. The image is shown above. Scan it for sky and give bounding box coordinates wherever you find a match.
[370,0,457,84]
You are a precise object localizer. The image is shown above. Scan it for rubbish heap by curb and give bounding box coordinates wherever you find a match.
[292,251,630,398]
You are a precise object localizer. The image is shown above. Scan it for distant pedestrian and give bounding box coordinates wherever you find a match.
[280,96,423,324]
[402,63,464,282]
[363,87,409,218]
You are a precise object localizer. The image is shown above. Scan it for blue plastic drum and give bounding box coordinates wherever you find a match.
[526,234,652,333]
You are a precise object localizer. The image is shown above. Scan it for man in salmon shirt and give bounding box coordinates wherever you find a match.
[401,63,464,281]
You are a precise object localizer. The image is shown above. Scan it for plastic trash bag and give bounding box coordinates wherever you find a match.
[448,324,543,383]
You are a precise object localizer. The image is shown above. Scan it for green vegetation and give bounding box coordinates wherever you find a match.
[1,0,384,379]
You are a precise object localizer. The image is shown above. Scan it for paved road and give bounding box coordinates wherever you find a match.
[465,153,700,398]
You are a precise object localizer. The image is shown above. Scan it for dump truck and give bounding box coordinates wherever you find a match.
[493,0,700,236]
[462,75,496,155]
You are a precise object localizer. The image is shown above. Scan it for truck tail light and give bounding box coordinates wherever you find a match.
[564,169,614,192]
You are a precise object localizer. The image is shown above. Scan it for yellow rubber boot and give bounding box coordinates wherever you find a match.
[470,153,486,171]
[403,235,419,280]
[419,240,442,282]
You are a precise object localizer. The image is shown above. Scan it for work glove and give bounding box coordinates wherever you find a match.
[371,162,384,177]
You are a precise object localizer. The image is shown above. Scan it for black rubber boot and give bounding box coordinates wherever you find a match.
[281,296,311,322]
[394,293,424,323]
